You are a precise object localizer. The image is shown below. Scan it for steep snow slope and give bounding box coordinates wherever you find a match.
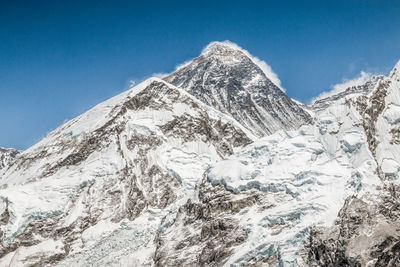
[155,61,400,266]
[374,61,400,179]
[155,60,400,267]
[0,78,253,266]
[154,80,383,265]
[307,61,400,266]
[0,148,19,171]
[164,41,312,137]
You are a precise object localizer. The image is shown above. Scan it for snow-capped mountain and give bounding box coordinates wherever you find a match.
[164,41,312,137]
[155,61,400,266]
[155,71,387,266]
[0,78,252,266]
[0,147,19,171]
[0,41,399,266]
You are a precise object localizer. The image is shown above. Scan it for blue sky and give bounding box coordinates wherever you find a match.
[1,0,400,149]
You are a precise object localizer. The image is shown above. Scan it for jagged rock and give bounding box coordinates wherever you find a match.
[306,186,400,267]
[0,147,19,171]
[154,178,262,267]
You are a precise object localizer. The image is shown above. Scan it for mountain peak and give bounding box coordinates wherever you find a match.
[164,42,311,137]
[200,41,247,58]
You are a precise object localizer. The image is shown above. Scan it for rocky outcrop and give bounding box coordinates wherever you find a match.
[306,185,400,267]
[351,80,391,180]
[0,147,19,171]
[154,177,266,266]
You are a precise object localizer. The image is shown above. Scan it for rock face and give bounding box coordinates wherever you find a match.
[154,179,256,266]
[306,188,400,267]
[0,147,19,171]
[164,41,312,137]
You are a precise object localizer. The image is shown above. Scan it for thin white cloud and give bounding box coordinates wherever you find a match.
[129,80,136,88]
[312,71,373,102]
[151,72,169,78]
[126,73,167,90]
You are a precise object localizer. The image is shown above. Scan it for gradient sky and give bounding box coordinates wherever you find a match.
[1,0,400,149]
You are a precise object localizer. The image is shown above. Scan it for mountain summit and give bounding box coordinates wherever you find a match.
[164,41,312,137]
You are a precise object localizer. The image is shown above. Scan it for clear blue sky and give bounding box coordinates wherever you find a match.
[1,0,400,149]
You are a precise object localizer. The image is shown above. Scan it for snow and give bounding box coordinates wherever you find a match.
[0,239,64,267]
[0,77,253,266]
[58,213,163,266]
[375,66,400,180]
[207,95,381,265]
[381,159,400,178]
[383,104,400,125]
[341,132,365,153]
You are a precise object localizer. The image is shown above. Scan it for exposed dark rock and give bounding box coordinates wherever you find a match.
[306,185,400,267]
[352,80,391,180]
[0,147,20,171]
[154,177,267,266]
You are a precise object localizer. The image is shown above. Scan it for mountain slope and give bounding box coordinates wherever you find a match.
[0,78,252,266]
[155,60,400,266]
[164,41,312,137]
[0,148,19,171]
[307,60,400,266]
[155,75,382,265]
